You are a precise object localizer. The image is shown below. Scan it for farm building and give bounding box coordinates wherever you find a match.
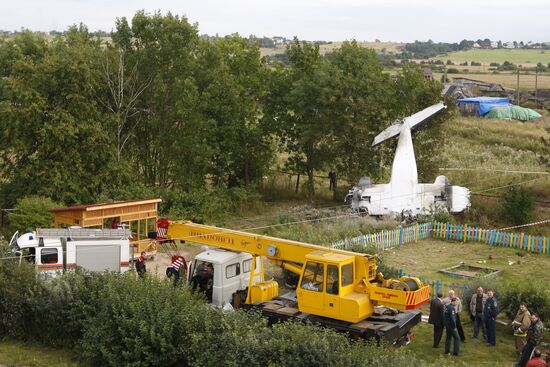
[423,68,433,80]
[456,97,512,116]
[523,89,550,108]
[443,77,514,100]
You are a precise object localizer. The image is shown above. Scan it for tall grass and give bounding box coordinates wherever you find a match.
[441,117,549,197]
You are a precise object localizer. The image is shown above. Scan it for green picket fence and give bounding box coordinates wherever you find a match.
[332,221,550,256]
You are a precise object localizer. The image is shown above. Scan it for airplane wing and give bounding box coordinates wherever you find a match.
[372,102,446,147]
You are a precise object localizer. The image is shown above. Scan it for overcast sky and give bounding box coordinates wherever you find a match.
[1,0,549,42]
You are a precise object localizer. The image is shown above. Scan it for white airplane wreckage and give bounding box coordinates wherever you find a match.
[345,102,470,217]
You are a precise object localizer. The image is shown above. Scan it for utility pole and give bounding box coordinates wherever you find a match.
[535,66,539,106]
[516,68,520,105]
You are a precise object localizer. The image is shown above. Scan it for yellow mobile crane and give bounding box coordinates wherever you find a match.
[155,219,430,344]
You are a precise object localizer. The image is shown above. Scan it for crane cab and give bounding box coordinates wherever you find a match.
[297,251,375,323]
[188,249,264,307]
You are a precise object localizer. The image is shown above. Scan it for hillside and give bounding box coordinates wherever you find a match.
[260,40,404,57]
[439,116,549,230]
[434,48,550,67]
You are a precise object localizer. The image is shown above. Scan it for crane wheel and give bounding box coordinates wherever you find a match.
[403,278,420,291]
[389,278,420,291]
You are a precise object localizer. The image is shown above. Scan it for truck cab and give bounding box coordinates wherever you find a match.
[9,228,131,276]
[188,249,263,307]
[10,231,64,275]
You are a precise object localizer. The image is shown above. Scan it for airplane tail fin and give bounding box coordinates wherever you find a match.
[372,102,446,147]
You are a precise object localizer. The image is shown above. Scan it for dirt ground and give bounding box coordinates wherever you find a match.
[144,243,205,278]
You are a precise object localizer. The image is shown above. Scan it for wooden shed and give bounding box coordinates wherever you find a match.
[50,198,162,259]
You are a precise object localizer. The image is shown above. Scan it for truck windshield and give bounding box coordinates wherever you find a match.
[300,261,324,292]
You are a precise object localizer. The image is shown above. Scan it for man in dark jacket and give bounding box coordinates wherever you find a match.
[484,289,499,346]
[518,313,545,367]
[428,292,445,348]
[445,298,460,356]
[135,251,146,278]
[443,289,466,342]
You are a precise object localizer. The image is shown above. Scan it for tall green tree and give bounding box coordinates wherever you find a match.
[195,35,271,187]
[111,11,210,190]
[0,26,114,206]
[264,38,331,197]
[323,41,393,185]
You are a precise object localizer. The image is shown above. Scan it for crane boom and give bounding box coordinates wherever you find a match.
[161,220,376,273]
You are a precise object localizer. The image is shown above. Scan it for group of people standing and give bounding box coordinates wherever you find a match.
[429,286,546,366]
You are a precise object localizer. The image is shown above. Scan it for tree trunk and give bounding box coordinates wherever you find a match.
[306,143,315,197]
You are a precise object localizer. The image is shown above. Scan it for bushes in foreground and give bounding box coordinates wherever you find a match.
[0,258,434,367]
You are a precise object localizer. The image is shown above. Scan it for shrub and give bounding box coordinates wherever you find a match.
[432,209,456,224]
[78,274,208,366]
[0,255,38,339]
[8,196,58,231]
[447,68,459,74]
[500,279,550,322]
[26,272,109,347]
[0,259,436,367]
[377,257,400,278]
[498,61,518,71]
[501,186,535,225]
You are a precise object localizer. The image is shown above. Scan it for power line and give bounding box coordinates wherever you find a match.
[472,176,549,194]
[440,168,549,175]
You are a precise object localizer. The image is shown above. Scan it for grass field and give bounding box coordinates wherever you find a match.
[435,49,550,66]
[383,238,550,284]
[440,116,550,200]
[260,41,404,57]
[0,340,76,367]
[435,72,550,89]
[410,320,521,367]
[384,238,549,366]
